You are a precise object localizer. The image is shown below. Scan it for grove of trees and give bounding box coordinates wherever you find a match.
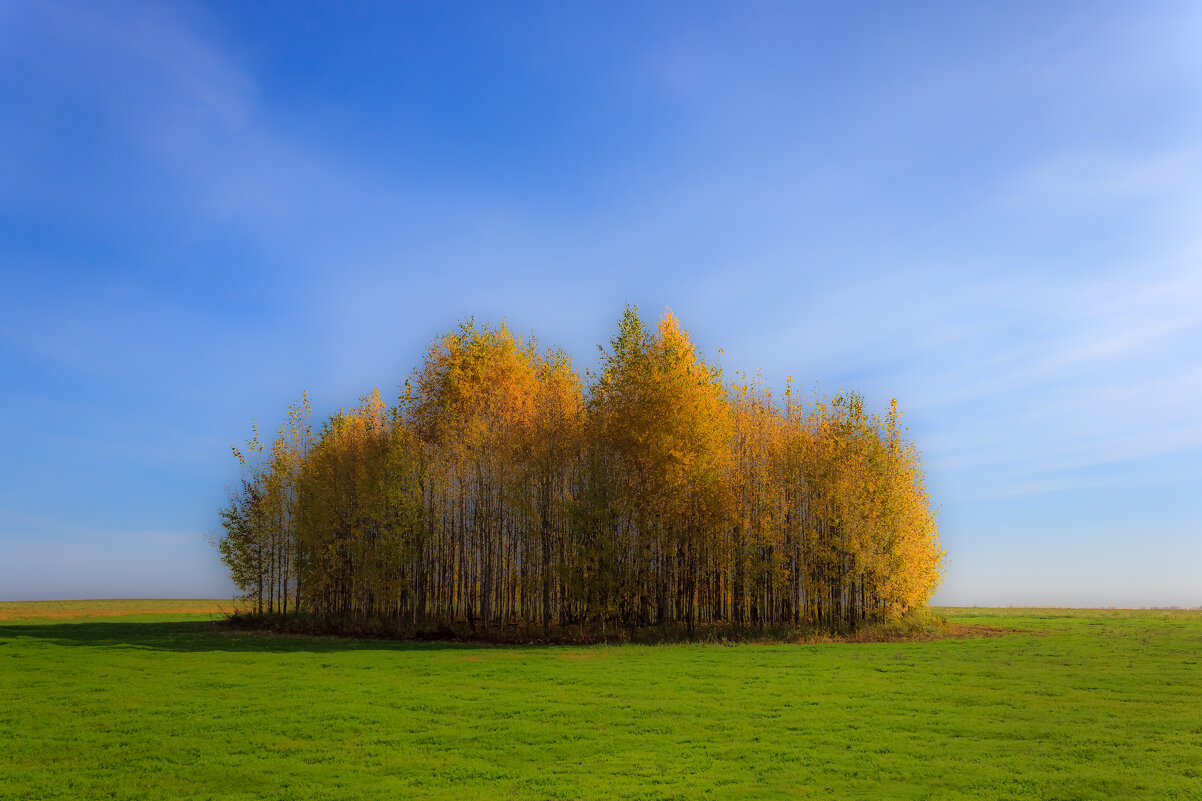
[217,307,943,634]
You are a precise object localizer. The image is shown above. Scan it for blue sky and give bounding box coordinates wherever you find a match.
[2,1,1200,605]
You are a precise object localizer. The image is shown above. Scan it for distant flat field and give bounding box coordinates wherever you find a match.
[1,605,1200,800]
[0,598,235,620]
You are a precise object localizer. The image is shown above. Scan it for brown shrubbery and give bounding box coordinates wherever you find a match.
[217,307,943,637]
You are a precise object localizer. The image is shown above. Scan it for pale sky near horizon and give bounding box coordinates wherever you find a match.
[2,1,1200,605]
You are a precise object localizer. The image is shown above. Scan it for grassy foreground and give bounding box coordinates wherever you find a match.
[1,603,1199,800]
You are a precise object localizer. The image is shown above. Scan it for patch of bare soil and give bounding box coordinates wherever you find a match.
[946,623,1012,638]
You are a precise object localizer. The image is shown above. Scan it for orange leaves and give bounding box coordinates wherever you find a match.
[218,308,944,630]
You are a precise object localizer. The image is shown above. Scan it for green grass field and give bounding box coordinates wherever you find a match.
[2,602,1199,800]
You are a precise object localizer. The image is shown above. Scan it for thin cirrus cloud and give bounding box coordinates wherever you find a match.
[1,1,1200,604]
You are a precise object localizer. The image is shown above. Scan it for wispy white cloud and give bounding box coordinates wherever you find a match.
[1014,149,1199,207]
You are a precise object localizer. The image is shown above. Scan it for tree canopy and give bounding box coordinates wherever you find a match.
[217,307,943,633]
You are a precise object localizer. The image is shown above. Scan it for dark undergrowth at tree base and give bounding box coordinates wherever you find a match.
[221,607,987,645]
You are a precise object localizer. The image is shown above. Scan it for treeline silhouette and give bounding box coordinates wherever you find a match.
[217,308,942,634]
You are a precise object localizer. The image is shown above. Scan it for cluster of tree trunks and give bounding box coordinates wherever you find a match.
[218,308,943,632]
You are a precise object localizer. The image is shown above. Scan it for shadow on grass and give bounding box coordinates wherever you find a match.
[0,620,490,654]
[0,617,973,652]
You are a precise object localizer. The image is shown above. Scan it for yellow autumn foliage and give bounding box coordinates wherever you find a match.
[218,307,943,629]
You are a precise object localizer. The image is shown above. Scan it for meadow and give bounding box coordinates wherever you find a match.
[1,603,1199,800]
